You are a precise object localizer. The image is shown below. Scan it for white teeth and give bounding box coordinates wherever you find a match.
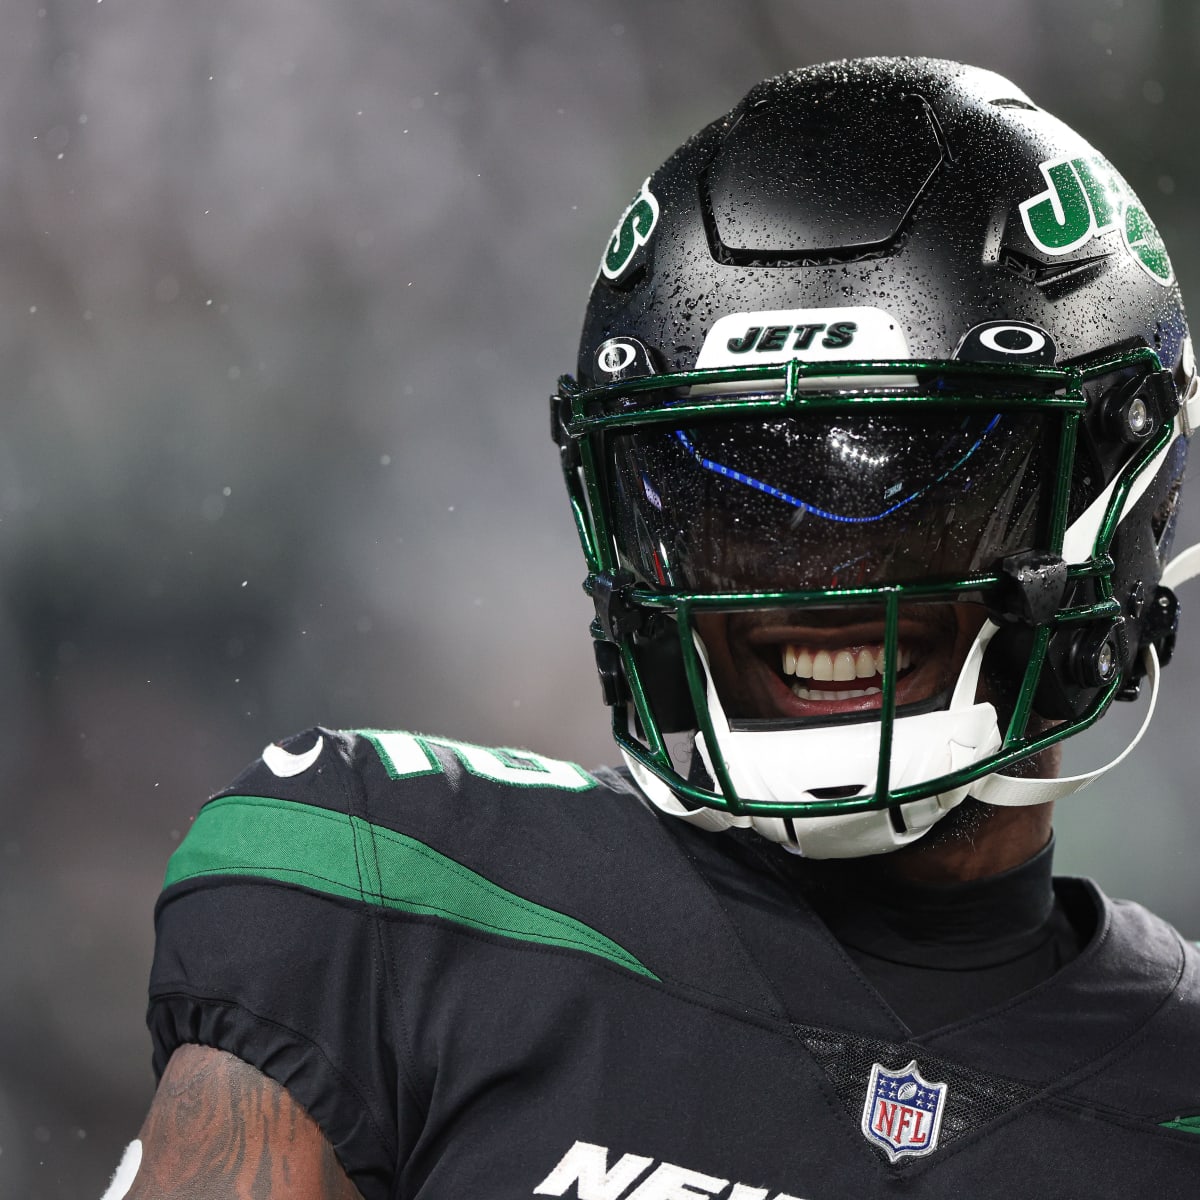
[781,641,917,680]
[792,684,884,701]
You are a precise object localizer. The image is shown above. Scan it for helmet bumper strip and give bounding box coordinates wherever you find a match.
[561,357,1082,439]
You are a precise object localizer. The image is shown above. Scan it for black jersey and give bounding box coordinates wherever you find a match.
[148,727,1200,1199]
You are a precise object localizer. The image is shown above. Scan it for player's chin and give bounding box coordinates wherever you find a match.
[904,795,998,852]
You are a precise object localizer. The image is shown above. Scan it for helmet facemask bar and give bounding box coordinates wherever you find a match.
[554,349,1175,822]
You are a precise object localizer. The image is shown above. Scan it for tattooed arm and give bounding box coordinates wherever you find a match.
[127,1044,364,1200]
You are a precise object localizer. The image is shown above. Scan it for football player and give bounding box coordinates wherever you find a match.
[112,59,1200,1200]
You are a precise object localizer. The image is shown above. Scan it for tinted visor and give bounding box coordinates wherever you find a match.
[608,408,1055,592]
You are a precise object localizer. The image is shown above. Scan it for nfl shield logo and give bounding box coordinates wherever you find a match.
[860,1060,948,1161]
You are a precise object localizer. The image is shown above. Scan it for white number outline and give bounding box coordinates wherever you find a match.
[357,729,597,792]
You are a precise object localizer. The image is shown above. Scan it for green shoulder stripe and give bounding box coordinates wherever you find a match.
[1161,1114,1200,1134]
[165,794,657,980]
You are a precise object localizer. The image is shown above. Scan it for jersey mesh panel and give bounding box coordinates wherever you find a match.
[797,1026,1037,1150]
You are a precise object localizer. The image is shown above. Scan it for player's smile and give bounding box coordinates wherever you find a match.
[695,605,986,721]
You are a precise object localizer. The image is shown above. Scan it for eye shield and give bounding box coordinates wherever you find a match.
[607,408,1053,594]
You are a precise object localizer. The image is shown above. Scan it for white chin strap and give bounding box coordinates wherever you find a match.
[625,540,1200,856]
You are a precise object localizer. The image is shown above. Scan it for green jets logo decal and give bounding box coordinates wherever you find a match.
[1019,154,1174,285]
[601,177,660,281]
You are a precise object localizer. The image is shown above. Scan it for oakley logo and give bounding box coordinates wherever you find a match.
[593,335,655,382]
[596,339,638,375]
[978,325,1046,355]
[954,320,1056,366]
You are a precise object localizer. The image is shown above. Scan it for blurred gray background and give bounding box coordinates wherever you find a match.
[2,1,1198,1195]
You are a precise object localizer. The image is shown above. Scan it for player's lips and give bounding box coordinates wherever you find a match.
[713,610,963,720]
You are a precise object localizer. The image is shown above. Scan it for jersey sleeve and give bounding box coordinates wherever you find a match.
[147,728,417,1200]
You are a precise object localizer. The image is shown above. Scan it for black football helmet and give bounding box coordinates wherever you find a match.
[552,58,1199,856]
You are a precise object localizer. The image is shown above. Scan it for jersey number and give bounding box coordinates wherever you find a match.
[357,729,596,792]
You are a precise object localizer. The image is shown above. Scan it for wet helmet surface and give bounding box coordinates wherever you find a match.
[554,58,1195,856]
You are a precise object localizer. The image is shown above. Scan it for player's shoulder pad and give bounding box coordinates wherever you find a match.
[217,726,356,811]
[163,728,668,982]
[342,726,654,855]
[209,725,618,812]
[167,726,657,910]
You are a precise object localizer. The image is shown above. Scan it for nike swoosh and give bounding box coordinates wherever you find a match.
[262,736,324,778]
